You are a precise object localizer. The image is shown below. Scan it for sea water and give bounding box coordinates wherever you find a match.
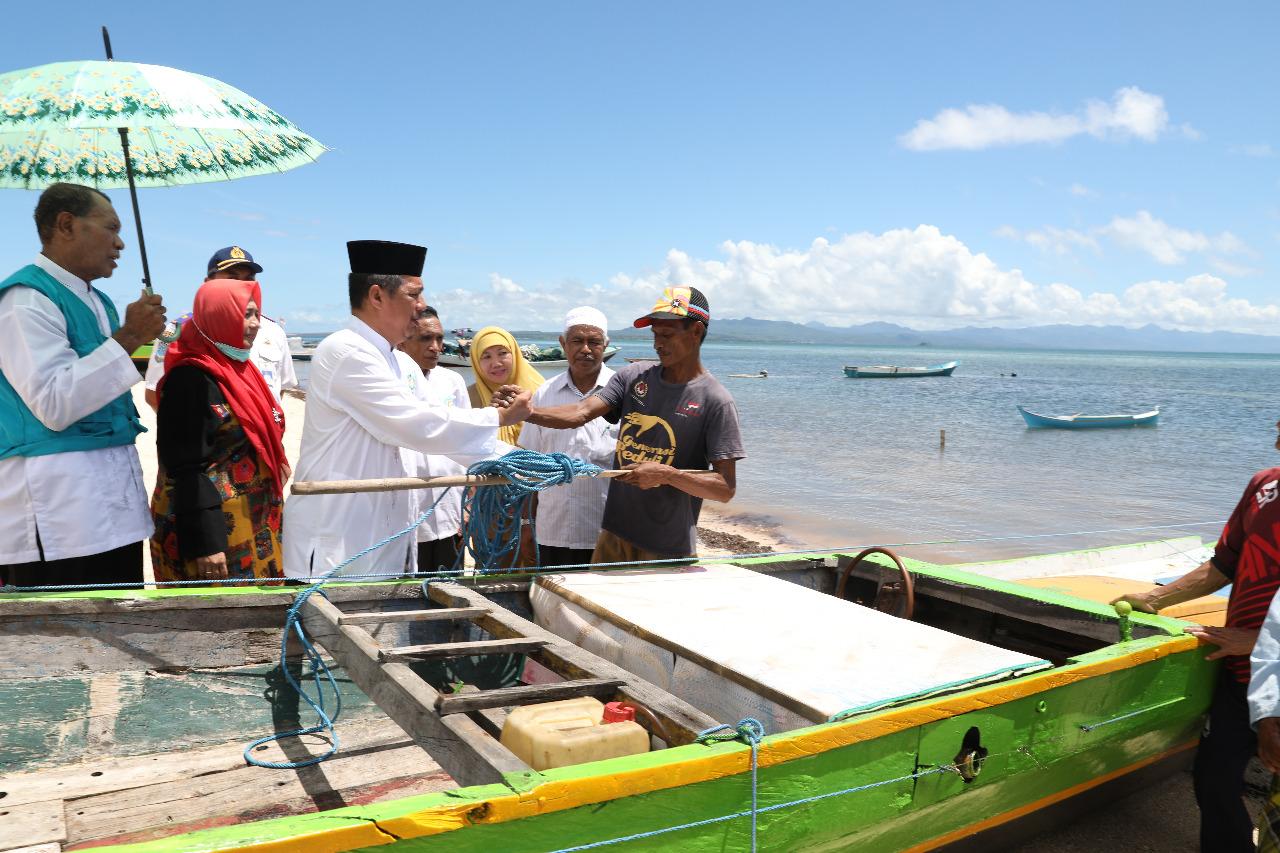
[295,338,1280,561]
[700,342,1280,560]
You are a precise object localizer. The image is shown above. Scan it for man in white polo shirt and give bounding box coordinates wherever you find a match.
[519,307,617,566]
[397,305,470,571]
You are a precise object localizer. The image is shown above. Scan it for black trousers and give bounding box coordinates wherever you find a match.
[417,536,461,573]
[538,545,596,568]
[1192,670,1257,853]
[0,541,144,590]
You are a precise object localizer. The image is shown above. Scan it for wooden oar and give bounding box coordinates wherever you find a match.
[291,469,700,496]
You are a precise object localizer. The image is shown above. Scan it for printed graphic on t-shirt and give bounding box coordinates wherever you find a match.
[1258,480,1279,509]
[617,412,676,466]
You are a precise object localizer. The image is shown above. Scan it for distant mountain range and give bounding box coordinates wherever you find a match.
[599,318,1280,354]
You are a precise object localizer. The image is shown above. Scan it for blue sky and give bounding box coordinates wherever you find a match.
[0,1,1277,334]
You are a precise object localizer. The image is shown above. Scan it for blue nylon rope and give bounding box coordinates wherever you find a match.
[457,450,603,574]
[695,719,765,852]
[243,488,454,768]
[244,450,599,769]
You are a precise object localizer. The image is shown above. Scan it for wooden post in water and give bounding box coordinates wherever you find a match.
[940,429,946,450]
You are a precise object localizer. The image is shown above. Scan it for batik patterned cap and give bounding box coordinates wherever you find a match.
[632,286,711,328]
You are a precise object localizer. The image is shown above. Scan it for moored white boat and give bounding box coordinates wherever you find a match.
[844,360,958,378]
[1018,405,1160,429]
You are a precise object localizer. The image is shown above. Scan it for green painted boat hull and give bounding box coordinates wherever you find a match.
[1,549,1216,852]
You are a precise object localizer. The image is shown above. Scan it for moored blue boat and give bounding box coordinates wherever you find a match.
[1018,406,1160,429]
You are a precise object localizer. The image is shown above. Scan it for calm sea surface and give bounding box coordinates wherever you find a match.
[296,338,1280,561]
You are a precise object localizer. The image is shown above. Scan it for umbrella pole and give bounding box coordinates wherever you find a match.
[102,26,153,295]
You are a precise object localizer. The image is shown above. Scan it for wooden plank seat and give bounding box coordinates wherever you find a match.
[337,606,488,626]
[379,637,548,661]
[436,678,626,715]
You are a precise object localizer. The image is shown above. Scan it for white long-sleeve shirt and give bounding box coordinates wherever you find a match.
[518,366,617,550]
[282,318,502,579]
[0,254,151,564]
[401,364,471,543]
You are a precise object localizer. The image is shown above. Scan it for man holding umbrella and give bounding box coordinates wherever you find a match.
[0,183,167,588]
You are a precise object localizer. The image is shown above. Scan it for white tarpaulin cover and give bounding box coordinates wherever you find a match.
[532,564,1050,733]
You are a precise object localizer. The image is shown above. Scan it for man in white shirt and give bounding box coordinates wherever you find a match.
[397,305,470,571]
[144,246,297,407]
[0,183,167,588]
[519,307,618,566]
[282,240,531,580]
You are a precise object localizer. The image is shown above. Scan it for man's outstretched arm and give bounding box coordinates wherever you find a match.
[618,457,736,503]
[523,394,613,430]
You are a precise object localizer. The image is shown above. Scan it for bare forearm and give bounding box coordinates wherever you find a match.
[527,402,595,430]
[667,469,735,502]
[1148,559,1229,610]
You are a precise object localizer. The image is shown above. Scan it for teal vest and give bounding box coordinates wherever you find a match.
[0,264,144,460]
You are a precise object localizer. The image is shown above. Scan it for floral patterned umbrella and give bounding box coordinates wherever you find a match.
[0,59,326,189]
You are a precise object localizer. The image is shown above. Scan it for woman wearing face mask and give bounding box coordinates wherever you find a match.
[467,326,544,446]
[149,278,289,585]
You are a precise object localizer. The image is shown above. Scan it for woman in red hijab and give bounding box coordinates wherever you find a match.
[149,278,289,585]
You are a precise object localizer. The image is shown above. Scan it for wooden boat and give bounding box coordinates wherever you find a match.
[2,542,1214,852]
[437,346,620,370]
[844,361,958,378]
[1019,406,1160,429]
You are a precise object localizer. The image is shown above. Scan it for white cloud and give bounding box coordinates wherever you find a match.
[1209,258,1259,277]
[434,227,1279,336]
[899,86,1170,151]
[1102,211,1245,265]
[1001,210,1250,266]
[1069,183,1097,198]
[997,225,1100,256]
[1230,143,1274,158]
[287,307,347,326]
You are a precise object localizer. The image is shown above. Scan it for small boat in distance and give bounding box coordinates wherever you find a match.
[844,361,958,378]
[438,345,620,369]
[288,335,316,362]
[624,356,657,363]
[1018,406,1160,429]
[728,369,769,379]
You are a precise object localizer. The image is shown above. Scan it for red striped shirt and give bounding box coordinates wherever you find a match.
[1214,467,1280,682]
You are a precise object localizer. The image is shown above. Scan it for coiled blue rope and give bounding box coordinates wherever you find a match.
[457,449,603,574]
[246,450,599,769]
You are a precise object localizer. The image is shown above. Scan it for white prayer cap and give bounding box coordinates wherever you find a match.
[563,306,609,338]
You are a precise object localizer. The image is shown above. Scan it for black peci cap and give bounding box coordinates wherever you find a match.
[347,240,427,277]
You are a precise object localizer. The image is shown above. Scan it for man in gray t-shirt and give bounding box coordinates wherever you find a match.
[516,285,744,562]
